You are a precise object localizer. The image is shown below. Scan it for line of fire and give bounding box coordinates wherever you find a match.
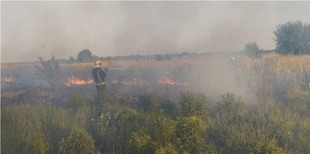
[63,75,189,86]
[2,73,190,86]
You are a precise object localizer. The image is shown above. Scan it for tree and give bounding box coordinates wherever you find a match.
[77,49,92,62]
[243,42,262,58]
[155,54,172,61]
[69,56,74,63]
[273,20,310,55]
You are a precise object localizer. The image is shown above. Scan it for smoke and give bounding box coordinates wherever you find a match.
[2,1,310,100]
[2,1,310,63]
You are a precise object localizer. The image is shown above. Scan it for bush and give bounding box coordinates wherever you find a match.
[159,99,181,119]
[175,116,207,154]
[249,138,284,154]
[127,132,156,154]
[179,92,208,121]
[59,127,95,154]
[137,93,160,112]
[243,42,262,58]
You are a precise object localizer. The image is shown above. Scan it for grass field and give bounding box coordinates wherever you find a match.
[2,53,310,105]
[2,53,310,153]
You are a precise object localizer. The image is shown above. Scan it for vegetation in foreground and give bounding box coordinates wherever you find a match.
[2,88,310,154]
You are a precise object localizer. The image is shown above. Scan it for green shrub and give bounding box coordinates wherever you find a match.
[179,92,208,121]
[59,127,95,154]
[175,116,207,154]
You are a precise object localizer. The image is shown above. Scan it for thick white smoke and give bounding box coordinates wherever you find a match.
[2,1,310,63]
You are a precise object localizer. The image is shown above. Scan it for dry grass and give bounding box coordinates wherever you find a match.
[3,54,310,105]
[238,53,310,103]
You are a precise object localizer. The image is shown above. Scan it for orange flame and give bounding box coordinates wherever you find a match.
[112,79,119,84]
[4,77,13,83]
[64,75,188,86]
[65,75,94,86]
[158,78,189,86]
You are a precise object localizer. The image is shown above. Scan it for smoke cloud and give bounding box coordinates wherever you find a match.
[2,1,310,63]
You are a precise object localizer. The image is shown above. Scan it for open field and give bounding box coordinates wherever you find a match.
[2,53,310,153]
[1,53,247,106]
[3,52,310,106]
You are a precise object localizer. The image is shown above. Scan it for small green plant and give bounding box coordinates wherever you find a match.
[127,131,156,154]
[35,133,49,154]
[137,93,160,112]
[249,137,284,154]
[69,92,88,111]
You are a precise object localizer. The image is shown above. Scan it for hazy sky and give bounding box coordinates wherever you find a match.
[2,1,310,63]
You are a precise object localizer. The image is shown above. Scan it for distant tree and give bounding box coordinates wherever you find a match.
[91,55,99,61]
[155,55,164,61]
[105,56,113,61]
[77,49,92,62]
[243,42,262,58]
[69,56,74,63]
[135,54,140,60]
[155,54,172,61]
[273,20,310,55]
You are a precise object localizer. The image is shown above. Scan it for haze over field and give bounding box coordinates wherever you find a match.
[2,1,310,63]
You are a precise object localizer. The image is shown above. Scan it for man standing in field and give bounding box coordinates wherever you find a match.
[92,60,108,93]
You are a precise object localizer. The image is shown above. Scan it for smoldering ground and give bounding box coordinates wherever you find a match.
[1,54,247,105]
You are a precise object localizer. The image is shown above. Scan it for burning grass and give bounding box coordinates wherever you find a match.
[65,74,94,86]
[158,77,189,86]
[3,53,310,106]
[4,76,13,83]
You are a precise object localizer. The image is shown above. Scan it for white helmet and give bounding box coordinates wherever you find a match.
[95,60,102,65]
